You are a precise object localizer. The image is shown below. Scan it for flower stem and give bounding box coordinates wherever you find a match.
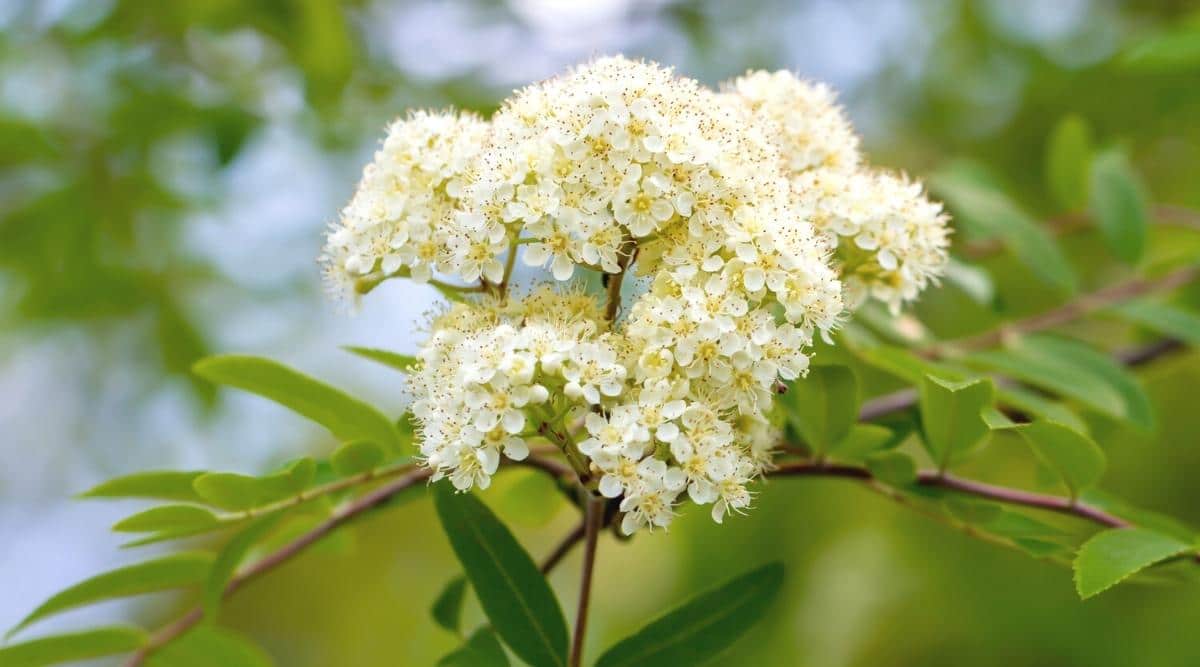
[570,494,605,667]
[604,239,638,322]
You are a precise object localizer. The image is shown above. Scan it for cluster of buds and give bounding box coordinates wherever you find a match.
[322,57,950,533]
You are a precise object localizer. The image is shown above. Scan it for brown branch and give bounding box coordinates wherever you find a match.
[925,264,1198,357]
[857,337,1187,422]
[569,495,605,667]
[770,462,1130,528]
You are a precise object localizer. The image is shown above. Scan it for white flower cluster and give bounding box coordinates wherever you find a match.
[724,70,950,312]
[320,110,497,296]
[325,57,949,534]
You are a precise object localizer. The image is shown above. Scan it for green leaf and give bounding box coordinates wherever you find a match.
[1045,114,1093,210]
[1017,421,1107,498]
[782,365,859,455]
[1018,336,1154,431]
[193,355,401,453]
[1074,528,1193,599]
[119,522,244,549]
[932,170,1077,292]
[1013,539,1074,559]
[1119,18,1200,71]
[433,484,568,667]
[1108,300,1200,346]
[146,626,273,667]
[595,562,784,667]
[865,452,918,487]
[942,258,998,309]
[980,406,1017,430]
[330,440,387,477]
[828,424,895,460]
[987,510,1072,540]
[342,346,418,373]
[966,336,1154,430]
[80,470,206,503]
[849,342,962,385]
[0,626,146,667]
[848,341,1089,431]
[1080,489,1200,543]
[431,576,468,635]
[1088,149,1148,264]
[11,553,213,635]
[204,513,284,621]
[918,375,994,470]
[113,505,222,534]
[437,628,510,667]
[193,458,316,511]
[943,498,1069,540]
[992,384,1089,435]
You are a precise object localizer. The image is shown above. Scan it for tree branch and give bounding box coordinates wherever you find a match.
[569,495,605,667]
[858,337,1188,422]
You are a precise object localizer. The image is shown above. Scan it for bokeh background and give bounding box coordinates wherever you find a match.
[3,1,1200,665]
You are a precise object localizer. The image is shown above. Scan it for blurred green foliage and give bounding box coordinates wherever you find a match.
[4,1,1200,666]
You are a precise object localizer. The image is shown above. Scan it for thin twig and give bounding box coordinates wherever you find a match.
[569,495,605,667]
[769,462,1130,528]
[231,461,417,521]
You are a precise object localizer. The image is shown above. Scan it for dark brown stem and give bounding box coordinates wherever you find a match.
[603,241,638,322]
[769,462,1130,528]
[925,264,1198,357]
[569,495,605,667]
[921,472,1129,527]
[497,240,520,299]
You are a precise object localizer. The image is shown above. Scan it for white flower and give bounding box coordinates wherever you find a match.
[724,70,861,173]
[561,340,627,405]
[670,436,734,504]
[321,111,491,297]
[613,164,675,237]
[618,458,686,534]
[579,406,649,457]
[523,216,581,281]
